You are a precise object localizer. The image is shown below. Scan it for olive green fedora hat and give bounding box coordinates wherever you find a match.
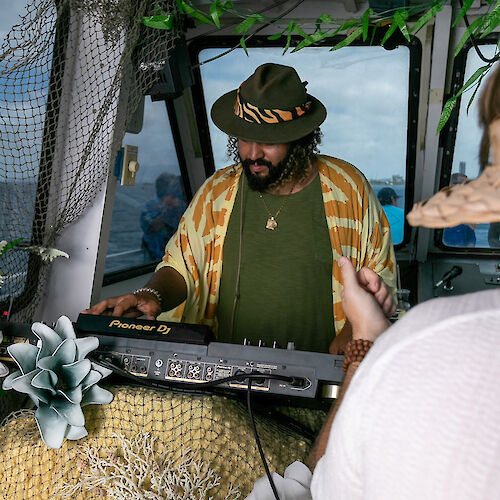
[210,63,327,143]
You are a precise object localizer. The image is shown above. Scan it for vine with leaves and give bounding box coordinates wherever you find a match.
[141,0,499,132]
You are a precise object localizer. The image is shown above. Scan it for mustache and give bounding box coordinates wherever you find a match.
[240,158,274,169]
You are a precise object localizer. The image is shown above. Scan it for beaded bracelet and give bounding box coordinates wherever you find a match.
[342,339,374,373]
[133,287,162,308]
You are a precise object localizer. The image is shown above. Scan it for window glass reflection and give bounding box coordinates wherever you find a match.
[104,99,186,274]
[445,44,497,249]
[198,45,409,246]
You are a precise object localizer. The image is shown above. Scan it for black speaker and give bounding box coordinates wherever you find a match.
[146,36,194,100]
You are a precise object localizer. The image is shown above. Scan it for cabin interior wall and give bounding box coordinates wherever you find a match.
[35,12,126,323]
[94,1,500,315]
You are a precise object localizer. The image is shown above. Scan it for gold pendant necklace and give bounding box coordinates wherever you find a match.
[258,183,296,230]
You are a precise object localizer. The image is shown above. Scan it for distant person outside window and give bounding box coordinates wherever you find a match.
[377,187,404,245]
[442,173,476,248]
[140,173,186,260]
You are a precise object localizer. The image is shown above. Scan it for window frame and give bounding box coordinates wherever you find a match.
[435,35,499,253]
[102,99,193,285]
[188,29,422,249]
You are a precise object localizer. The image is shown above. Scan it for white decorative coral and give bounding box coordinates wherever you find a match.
[58,432,241,499]
[0,238,69,290]
[2,316,113,449]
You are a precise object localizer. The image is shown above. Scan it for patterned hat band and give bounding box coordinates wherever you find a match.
[234,87,312,124]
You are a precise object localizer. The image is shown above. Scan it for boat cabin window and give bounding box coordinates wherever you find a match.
[104,98,187,275]
[440,43,498,250]
[196,43,413,246]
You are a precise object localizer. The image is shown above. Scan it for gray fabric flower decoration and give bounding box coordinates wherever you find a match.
[2,316,113,449]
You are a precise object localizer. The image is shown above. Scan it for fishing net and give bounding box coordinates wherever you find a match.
[0,385,313,498]
[0,0,181,321]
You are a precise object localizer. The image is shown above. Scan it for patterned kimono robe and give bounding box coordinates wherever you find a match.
[157,155,396,336]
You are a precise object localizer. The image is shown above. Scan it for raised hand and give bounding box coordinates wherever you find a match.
[339,256,391,342]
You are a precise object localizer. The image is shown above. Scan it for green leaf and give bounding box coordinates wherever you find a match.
[140,14,175,30]
[369,24,379,45]
[331,20,360,37]
[233,13,265,35]
[362,8,374,42]
[454,16,484,56]
[330,27,363,51]
[456,64,490,97]
[437,64,490,133]
[0,238,23,256]
[267,32,283,40]
[437,97,457,133]
[479,4,500,38]
[394,9,410,42]
[283,21,296,54]
[452,0,474,27]
[293,23,310,39]
[240,36,249,56]
[292,31,334,52]
[179,0,214,25]
[316,13,333,24]
[410,2,443,34]
[210,2,221,28]
[380,21,398,45]
[466,72,486,114]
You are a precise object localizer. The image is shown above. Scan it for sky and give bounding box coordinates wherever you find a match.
[452,45,497,179]
[198,45,410,182]
[0,3,26,43]
[0,2,492,186]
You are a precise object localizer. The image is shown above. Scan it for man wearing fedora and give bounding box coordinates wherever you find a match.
[86,63,396,353]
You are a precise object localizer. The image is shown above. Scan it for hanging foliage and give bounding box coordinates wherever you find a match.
[141,0,500,132]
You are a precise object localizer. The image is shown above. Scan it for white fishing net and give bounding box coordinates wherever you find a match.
[0,0,181,321]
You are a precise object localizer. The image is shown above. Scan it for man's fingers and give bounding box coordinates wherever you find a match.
[121,310,143,318]
[83,299,117,315]
[112,295,137,317]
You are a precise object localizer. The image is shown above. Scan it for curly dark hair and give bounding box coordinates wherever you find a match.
[226,128,322,189]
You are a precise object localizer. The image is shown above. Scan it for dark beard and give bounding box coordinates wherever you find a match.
[240,153,296,192]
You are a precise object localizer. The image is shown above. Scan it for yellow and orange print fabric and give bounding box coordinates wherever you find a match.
[156,155,396,336]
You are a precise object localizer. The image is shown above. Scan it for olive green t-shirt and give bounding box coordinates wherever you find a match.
[217,174,335,352]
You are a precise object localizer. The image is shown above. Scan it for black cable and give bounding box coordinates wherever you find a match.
[195,0,306,67]
[91,355,295,389]
[459,0,499,64]
[91,355,303,498]
[246,378,281,500]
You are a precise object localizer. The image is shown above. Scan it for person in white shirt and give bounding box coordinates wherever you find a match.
[247,61,500,500]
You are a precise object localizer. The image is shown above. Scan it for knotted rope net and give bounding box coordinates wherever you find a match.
[0,0,180,321]
[0,386,314,498]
